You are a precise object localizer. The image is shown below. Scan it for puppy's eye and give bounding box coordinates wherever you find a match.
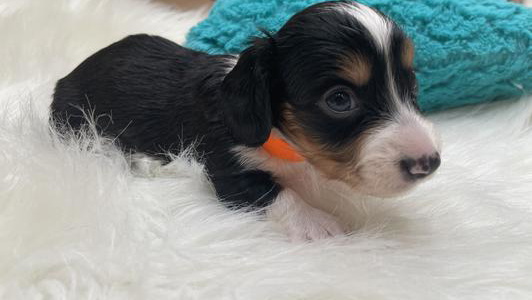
[326,91,353,112]
[320,86,357,116]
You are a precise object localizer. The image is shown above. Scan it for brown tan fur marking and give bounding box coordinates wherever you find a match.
[340,54,372,86]
[401,39,415,69]
[280,105,366,187]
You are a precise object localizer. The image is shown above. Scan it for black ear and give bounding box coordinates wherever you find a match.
[221,38,274,147]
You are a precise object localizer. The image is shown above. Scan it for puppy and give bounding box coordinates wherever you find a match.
[50,1,441,241]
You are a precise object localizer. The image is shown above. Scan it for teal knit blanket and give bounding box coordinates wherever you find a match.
[186,0,531,111]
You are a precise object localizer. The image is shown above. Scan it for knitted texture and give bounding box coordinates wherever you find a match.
[186,0,531,111]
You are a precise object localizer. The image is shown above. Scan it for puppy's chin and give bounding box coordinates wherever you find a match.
[324,174,416,199]
[352,180,418,198]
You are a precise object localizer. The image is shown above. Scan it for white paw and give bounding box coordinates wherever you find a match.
[267,189,346,242]
[285,206,346,242]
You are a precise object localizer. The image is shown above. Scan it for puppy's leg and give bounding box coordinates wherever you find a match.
[267,188,346,241]
[210,169,282,209]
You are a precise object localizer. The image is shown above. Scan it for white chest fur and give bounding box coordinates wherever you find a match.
[233,144,360,229]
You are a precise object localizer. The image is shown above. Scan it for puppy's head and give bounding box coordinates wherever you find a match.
[222,1,441,197]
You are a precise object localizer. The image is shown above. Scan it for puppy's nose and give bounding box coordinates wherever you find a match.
[400,153,441,180]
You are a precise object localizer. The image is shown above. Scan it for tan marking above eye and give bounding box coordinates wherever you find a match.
[340,54,372,86]
[401,39,415,69]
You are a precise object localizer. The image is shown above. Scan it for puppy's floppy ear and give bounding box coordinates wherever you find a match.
[221,37,274,147]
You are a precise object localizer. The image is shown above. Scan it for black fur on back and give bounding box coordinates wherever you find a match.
[51,34,280,209]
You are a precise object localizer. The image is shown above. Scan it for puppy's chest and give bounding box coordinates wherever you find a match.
[235,147,330,201]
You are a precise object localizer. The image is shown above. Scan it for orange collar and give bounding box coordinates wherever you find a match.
[262,132,305,162]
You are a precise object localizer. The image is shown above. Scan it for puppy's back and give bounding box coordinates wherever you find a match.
[50,34,207,156]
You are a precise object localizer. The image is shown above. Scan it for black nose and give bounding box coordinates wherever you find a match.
[400,153,441,180]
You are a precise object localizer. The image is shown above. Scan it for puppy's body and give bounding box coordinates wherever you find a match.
[52,35,280,208]
[51,1,441,241]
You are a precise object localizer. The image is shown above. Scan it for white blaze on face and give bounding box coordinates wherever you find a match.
[353,103,441,197]
[392,104,441,157]
[338,2,405,115]
[338,2,392,52]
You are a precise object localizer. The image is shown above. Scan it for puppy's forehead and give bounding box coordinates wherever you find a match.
[282,2,395,47]
[333,2,392,51]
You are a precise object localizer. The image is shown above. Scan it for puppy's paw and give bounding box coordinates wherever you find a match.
[267,189,346,242]
[286,205,346,242]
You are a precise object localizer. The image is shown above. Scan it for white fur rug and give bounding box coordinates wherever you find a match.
[1,0,531,299]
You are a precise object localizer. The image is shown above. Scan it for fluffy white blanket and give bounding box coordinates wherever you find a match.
[1,0,531,299]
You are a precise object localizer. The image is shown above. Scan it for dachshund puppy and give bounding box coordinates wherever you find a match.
[50,1,441,241]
